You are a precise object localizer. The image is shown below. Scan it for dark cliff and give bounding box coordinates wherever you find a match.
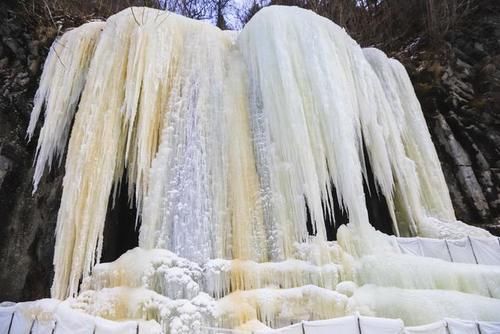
[0,3,62,301]
[398,0,500,234]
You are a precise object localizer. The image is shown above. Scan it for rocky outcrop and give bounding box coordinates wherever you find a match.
[0,4,64,302]
[397,0,500,234]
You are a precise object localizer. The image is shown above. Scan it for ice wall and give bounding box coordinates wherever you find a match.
[27,5,500,333]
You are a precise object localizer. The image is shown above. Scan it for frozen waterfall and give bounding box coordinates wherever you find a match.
[21,5,500,334]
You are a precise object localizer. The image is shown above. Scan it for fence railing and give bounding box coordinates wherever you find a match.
[2,305,500,334]
[393,236,500,265]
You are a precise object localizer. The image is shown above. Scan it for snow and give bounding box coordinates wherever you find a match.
[354,254,500,298]
[336,281,358,297]
[82,248,203,300]
[217,285,348,329]
[70,287,216,334]
[347,285,500,326]
[27,22,104,193]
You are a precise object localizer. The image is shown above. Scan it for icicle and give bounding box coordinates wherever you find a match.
[139,15,240,262]
[51,10,139,299]
[28,22,104,191]
[239,6,370,258]
[363,48,489,238]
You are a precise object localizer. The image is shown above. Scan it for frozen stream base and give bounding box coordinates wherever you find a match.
[2,231,500,334]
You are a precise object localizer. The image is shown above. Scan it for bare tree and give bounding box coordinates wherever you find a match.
[160,0,212,20]
[237,0,264,26]
[160,0,236,29]
[268,0,476,48]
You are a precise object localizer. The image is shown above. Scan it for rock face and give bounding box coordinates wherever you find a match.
[0,0,499,302]
[397,0,500,234]
[0,4,63,301]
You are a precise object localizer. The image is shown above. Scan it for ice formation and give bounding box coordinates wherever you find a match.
[24,4,500,334]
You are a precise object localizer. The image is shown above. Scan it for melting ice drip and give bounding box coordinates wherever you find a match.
[27,5,500,333]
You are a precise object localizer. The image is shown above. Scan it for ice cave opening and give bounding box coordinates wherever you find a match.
[2,4,500,334]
